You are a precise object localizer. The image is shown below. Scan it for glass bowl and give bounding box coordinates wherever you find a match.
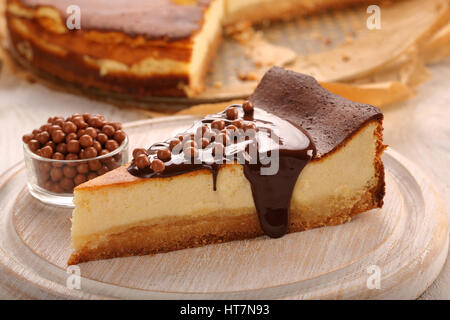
[23,135,129,208]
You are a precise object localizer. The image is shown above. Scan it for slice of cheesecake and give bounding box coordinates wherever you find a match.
[6,0,224,97]
[69,67,385,264]
[7,0,401,97]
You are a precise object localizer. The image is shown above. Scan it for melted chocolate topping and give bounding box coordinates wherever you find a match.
[128,105,315,238]
[21,0,212,40]
[128,67,383,238]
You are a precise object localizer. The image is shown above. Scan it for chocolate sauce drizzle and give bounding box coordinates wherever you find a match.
[128,105,316,238]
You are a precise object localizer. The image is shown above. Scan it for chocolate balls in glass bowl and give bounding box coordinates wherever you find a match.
[22,114,128,207]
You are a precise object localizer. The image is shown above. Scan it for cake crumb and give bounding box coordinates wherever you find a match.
[238,71,259,81]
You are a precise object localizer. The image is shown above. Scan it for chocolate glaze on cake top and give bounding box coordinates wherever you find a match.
[21,0,212,40]
[251,67,383,157]
[128,100,316,238]
[128,67,383,238]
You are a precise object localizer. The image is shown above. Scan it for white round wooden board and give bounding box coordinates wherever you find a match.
[0,117,448,299]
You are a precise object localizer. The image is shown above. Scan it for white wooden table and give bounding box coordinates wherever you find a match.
[0,59,448,299]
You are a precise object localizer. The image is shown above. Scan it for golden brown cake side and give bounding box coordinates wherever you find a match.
[6,0,223,97]
[68,120,385,265]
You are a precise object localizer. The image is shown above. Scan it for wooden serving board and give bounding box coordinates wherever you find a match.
[0,117,448,299]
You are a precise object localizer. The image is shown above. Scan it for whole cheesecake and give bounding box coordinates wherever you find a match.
[6,0,396,97]
[69,67,385,264]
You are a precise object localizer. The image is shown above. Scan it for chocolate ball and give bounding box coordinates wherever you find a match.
[51,183,64,194]
[132,148,147,159]
[40,145,54,158]
[102,124,115,137]
[135,154,150,169]
[97,166,109,176]
[39,162,52,172]
[88,116,104,128]
[38,170,50,183]
[56,142,67,154]
[44,141,56,152]
[151,159,165,173]
[74,174,87,186]
[65,153,79,161]
[82,113,91,122]
[113,130,126,144]
[60,178,75,192]
[52,152,64,161]
[85,127,98,139]
[76,129,86,139]
[77,163,89,174]
[88,159,102,171]
[169,139,181,151]
[73,117,88,129]
[48,125,61,135]
[28,139,40,152]
[40,123,52,132]
[111,122,122,131]
[54,118,65,127]
[79,134,93,148]
[157,148,171,162]
[62,121,77,134]
[211,119,226,131]
[242,100,254,114]
[93,140,102,152]
[87,172,98,181]
[105,140,119,152]
[50,167,63,182]
[65,132,78,143]
[97,133,108,145]
[226,107,239,120]
[63,166,77,178]
[22,133,34,144]
[52,130,65,144]
[36,131,50,145]
[70,113,82,121]
[84,146,98,159]
[67,140,81,154]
